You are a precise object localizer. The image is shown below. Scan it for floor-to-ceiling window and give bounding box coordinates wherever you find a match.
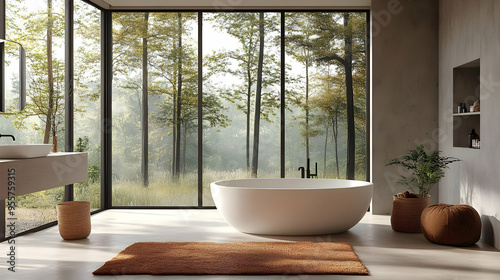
[109,11,368,207]
[2,4,368,226]
[73,0,101,210]
[111,12,199,206]
[1,0,102,238]
[285,12,368,180]
[202,12,282,206]
[2,0,67,236]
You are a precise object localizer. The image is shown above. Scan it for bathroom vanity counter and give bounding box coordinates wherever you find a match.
[0,152,88,200]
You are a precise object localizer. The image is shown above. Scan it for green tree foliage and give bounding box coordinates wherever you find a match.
[74,2,101,99]
[209,12,281,176]
[309,67,346,178]
[1,1,102,214]
[4,0,101,152]
[285,13,318,160]
[112,12,229,180]
[310,12,367,179]
[6,0,66,150]
[286,12,367,179]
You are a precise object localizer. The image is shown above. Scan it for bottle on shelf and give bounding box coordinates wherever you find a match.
[457,103,467,113]
[469,128,479,149]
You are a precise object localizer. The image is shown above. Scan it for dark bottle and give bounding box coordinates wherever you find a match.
[469,129,479,148]
[461,103,467,113]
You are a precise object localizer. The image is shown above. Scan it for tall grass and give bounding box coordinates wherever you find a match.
[74,181,101,210]
[112,172,198,206]
[110,169,281,206]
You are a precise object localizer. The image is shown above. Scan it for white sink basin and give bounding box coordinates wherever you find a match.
[0,144,53,159]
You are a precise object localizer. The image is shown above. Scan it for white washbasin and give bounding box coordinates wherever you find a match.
[0,144,53,159]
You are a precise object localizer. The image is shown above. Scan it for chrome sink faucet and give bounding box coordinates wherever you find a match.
[0,134,16,141]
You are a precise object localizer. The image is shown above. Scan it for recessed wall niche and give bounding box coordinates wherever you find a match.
[453,59,480,149]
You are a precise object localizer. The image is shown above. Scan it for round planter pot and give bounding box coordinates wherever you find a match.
[391,194,430,233]
[57,201,91,240]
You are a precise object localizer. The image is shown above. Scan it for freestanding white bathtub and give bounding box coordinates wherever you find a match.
[210,178,373,235]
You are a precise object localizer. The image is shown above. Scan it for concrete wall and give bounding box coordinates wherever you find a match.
[439,0,500,250]
[371,0,439,214]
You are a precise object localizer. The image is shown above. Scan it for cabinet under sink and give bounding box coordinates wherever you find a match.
[0,152,88,200]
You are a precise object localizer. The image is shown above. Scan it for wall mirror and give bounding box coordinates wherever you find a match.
[1,39,26,112]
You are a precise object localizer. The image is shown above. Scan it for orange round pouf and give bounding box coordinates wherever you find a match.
[421,204,481,246]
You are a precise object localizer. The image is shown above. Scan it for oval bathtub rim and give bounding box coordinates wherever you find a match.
[210,178,373,191]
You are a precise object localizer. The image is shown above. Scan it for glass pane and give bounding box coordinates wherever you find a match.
[285,12,367,180]
[202,12,281,206]
[73,0,101,210]
[112,12,198,206]
[3,0,66,237]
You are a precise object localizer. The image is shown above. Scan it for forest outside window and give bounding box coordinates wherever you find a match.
[110,11,368,207]
[1,4,368,213]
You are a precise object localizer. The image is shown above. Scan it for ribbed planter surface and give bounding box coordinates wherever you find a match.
[391,194,430,233]
[57,201,91,240]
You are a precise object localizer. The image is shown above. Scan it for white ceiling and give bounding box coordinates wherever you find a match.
[87,0,371,10]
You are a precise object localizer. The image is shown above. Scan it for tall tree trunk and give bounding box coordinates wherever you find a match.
[171,32,177,176]
[173,12,183,180]
[246,68,252,173]
[305,58,310,161]
[172,98,177,175]
[52,124,57,152]
[333,110,340,178]
[344,13,355,179]
[323,123,328,178]
[172,72,177,175]
[44,0,54,145]
[141,12,149,187]
[317,14,356,179]
[251,12,265,178]
[182,124,187,174]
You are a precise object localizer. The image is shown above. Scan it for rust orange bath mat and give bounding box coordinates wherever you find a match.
[93,241,368,275]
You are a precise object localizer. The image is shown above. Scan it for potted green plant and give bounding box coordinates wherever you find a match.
[386,145,459,232]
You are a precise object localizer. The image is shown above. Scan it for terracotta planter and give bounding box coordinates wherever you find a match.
[57,201,91,240]
[391,194,430,233]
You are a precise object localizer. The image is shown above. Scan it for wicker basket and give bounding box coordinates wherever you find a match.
[57,201,91,240]
[391,194,430,233]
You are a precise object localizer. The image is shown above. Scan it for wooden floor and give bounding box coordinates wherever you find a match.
[1,209,499,280]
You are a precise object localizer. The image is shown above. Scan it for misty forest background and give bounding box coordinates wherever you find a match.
[1,0,366,232]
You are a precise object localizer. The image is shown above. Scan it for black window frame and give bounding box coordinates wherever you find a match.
[102,9,370,210]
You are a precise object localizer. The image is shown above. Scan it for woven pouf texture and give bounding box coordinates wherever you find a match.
[57,201,91,240]
[421,204,481,246]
